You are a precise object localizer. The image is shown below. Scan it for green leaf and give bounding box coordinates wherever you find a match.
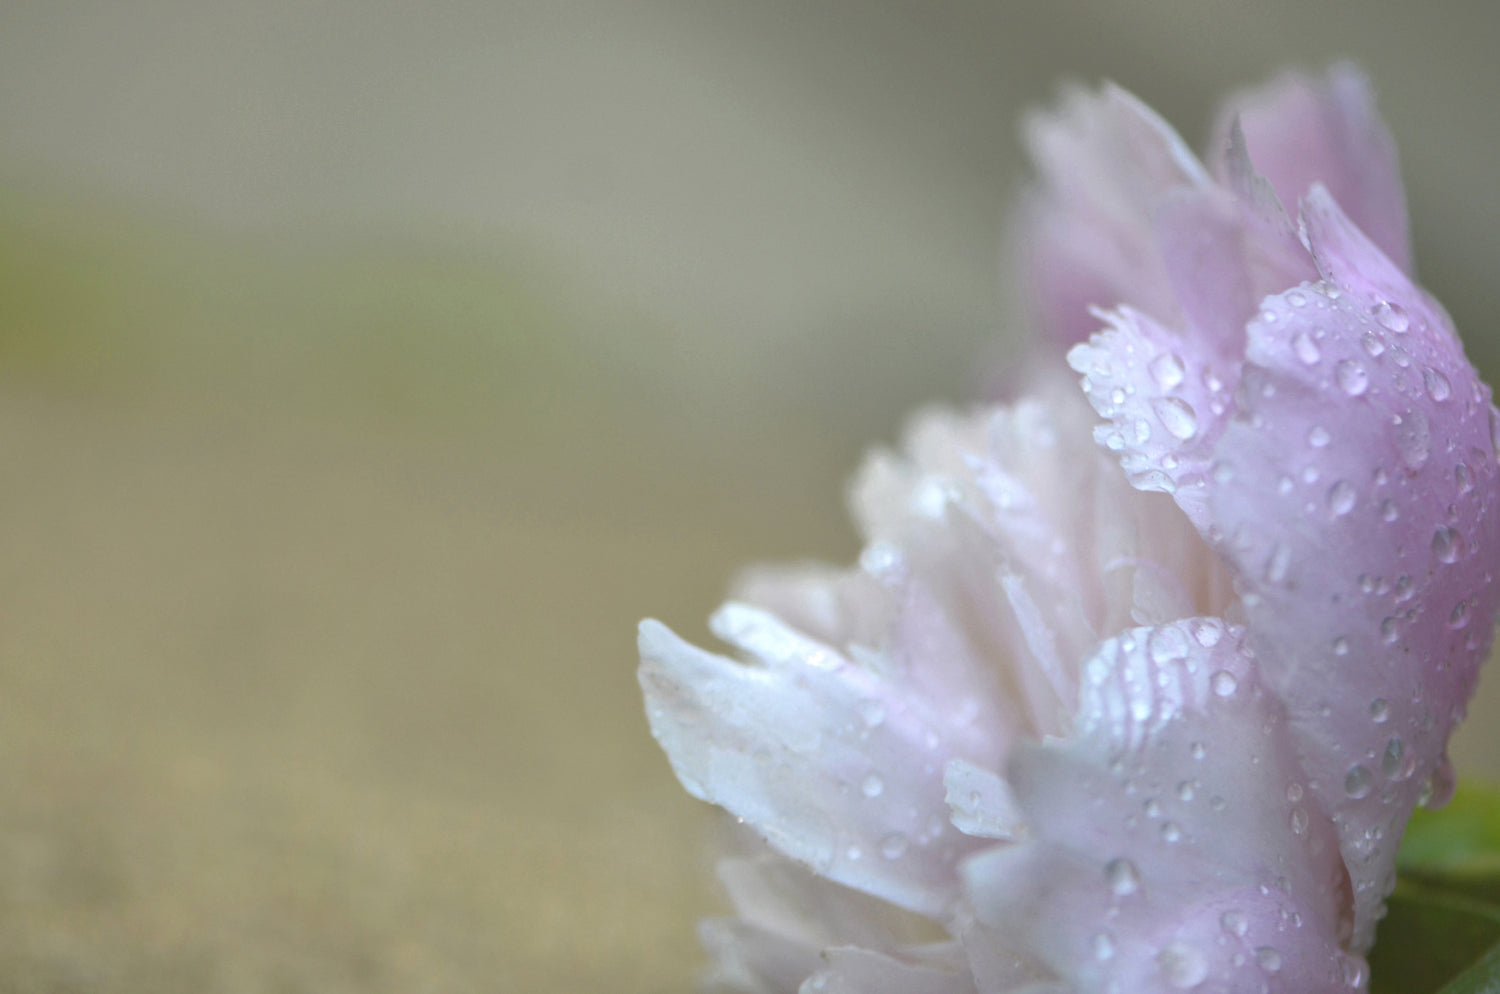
[1370,883,1500,994]
[1368,783,1500,993]
[1401,783,1500,906]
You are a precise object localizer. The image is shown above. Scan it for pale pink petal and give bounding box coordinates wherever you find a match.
[699,918,821,994]
[1209,65,1411,274]
[964,621,1354,994]
[801,945,979,994]
[1191,261,1500,946]
[1017,84,1209,347]
[640,604,994,917]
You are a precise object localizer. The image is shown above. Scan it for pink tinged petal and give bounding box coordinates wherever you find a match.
[1017,84,1210,348]
[800,945,978,994]
[944,759,1024,841]
[1210,65,1411,275]
[639,605,994,917]
[964,621,1353,994]
[1187,258,1500,948]
[717,855,943,953]
[699,917,824,994]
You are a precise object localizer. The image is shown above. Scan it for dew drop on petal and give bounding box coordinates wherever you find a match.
[1328,480,1357,516]
[1381,739,1405,779]
[1420,754,1457,810]
[858,699,886,728]
[1457,462,1475,494]
[1221,910,1249,937]
[1094,932,1117,962]
[1338,358,1371,395]
[1372,300,1410,332]
[1293,332,1321,365]
[1423,367,1452,401]
[1344,765,1374,799]
[879,833,908,859]
[1395,410,1431,470]
[1308,425,1331,448]
[1211,671,1239,697]
[1451,600,1470,629]
[1149,353,1186,390]
[1332,636,1350,656]
[1370,698,1390,723]
[1190,741,1207,761]
[1361,333,1387,358]
[1264,544,1292,584]
[1433,526,1463,564]
[1153,397,1199,441]
[1256,946,1284,973]
[1290,806,1309,836]
[1106,857,1141,896]
[861,773,885,798]
[1161,821,1182,843]
[1158,942,1209,989]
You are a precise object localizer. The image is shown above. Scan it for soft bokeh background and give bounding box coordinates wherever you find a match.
[2,2,1499,991]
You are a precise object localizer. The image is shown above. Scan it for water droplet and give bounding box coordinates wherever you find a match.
[1361,332,1387,358]
[1308,425,1331,448]
[861,773,885,798]
[1094,932,1117,962]
[1149,626,1189,663]
[1381,500,1399,522]
[1381,617,1399,644]
[1287,782,1304,803]
[1433,526,1464,564]
[1395,410,1431,470]
[845,843,862,861]
[1143,798,1162,818]
[1370,698,1390,723]
[1189,619,1222,648]
[1222,909,1249,937]
[879,833,908,859]
[1150,353,1186,390]
[1264,543,1292,584]
[1340,953,1368,989]
[1158,942,1209,989]
[858,699,886,728]
[1423,367,1452,401]
[1293,332,1321,365]
[1451,600,1470,630]
[1256,946,1284,972]
[1372,300,1410,332]
[1177,780,1197,802]
[1421,754,1457,809]
[1457,462,1475,494]
[1132,419,1152,444]
[1338,358,1371,395]
[1161,822,1182,843]
[1190,741,1207,761]
[1211,670,1239,697]
[1153,397,1199,441]
[1106,857,1141,896]
[1344,765,1374,799]
[1328,481,1357,516]
[1332,636,1350,656]
[1290,806,1310,835]
[1382,738,1406,779]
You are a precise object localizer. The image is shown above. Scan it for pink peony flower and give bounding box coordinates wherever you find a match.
[639,66,1500,994]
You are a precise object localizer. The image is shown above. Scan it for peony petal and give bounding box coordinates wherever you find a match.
[965,620,1353,994]
[1209,65,1411,275]
[1017,84,1209,348]
[1188,259,1500,947]
[944,759,1024,841]
[639,602,995,916]
[800,945,979,994]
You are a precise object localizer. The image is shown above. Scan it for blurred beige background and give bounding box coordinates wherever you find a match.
[0,2,1499,991]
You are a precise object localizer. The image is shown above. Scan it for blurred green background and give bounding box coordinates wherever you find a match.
[1,2,1499,991]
